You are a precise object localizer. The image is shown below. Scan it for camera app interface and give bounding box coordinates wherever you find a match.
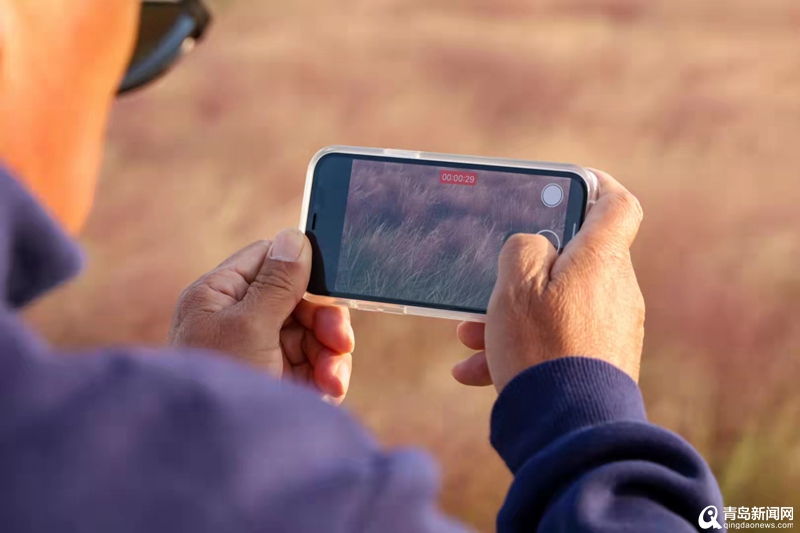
[335,159,573,310]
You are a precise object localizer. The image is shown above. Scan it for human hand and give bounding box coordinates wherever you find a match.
[453,170,645,392]
[168,229,354,404]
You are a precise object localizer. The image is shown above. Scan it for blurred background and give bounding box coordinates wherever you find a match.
[26,0,800,529]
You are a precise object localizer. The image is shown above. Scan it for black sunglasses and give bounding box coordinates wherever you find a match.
[118,0,212,95]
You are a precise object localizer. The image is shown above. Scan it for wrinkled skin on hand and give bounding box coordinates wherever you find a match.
[169,229,355,404]
[454,170,645,392]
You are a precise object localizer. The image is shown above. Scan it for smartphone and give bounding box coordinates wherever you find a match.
[300,146,598,322]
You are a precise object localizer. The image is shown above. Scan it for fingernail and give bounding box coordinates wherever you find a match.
[330,360,343,386]
[347,323,356,350]
[335,358,351,384]
[269,228,305,262]
[321,394,335,405]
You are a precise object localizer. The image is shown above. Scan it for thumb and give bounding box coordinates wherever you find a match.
[494,233,558,297]
[244,228,312,329]
[486,233,559,393]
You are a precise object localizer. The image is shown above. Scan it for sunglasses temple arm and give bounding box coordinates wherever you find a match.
[118,15,197,95]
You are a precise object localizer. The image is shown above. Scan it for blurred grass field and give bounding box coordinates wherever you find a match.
[26,0,800,529]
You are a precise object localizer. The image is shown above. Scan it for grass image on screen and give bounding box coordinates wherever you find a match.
[334,160,572,310]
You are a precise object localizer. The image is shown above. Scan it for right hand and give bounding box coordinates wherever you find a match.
[453,170,645,392]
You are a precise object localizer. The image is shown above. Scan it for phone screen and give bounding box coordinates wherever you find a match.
[307,153,587,313]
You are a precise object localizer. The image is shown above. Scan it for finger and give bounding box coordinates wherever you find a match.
[590,168,632,199]
[216,240,272,284]
[287,360,314,384]
[293,299,351,329]
[457,321,485,351]
[314,349,352,403]
[564,169,643,256]
[281,323,343,369]
[314,306,355,354]
[451,352,493,387]
[281,325,352,403]
[196,241,272,305]
[279,322,309,368]
[495,233,558,296]
[244,228,312,331]
[293,301,354,354]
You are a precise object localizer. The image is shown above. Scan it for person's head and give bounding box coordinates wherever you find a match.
[0,0,210,234]
[0,0,141,233]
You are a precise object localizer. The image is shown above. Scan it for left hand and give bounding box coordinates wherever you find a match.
[168,229,354,404]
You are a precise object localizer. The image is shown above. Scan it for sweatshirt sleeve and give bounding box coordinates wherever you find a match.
[490,357,724,533]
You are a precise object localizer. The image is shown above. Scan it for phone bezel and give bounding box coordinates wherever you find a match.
[300,146,598,322]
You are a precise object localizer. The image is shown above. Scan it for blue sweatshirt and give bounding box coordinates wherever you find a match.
[0,167,723,532]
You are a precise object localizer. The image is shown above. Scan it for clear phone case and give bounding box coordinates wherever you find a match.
[299,145,599,323]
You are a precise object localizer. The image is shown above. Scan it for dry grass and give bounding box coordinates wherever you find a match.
[25,0,800,529]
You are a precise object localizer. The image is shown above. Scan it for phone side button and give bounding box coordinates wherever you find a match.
[356,303,382,313]
[378,305,408,315]
[383,149,422,159]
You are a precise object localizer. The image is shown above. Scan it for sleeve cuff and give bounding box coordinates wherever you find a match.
[490,357,648,473]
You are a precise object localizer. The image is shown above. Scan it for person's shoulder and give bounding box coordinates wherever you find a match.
[0,346,388,530]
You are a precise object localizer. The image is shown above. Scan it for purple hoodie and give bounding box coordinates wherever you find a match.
[0,167,723,532]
